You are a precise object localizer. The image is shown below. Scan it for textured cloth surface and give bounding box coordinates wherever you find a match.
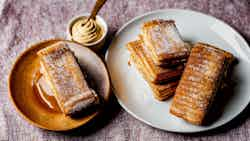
[0,0,250,140]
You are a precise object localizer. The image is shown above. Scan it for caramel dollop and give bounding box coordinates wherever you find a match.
[71,18,103,45]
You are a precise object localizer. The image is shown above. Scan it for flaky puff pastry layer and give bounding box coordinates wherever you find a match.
[141,20,191,66]
[127,40,180,100]
[170,42,234,125]
[127,40,184,84]
[37,42,99,116]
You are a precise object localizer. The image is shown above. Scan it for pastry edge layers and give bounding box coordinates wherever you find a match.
[141,19,191,66]
[127,40,179,100]
[127,40,184,84]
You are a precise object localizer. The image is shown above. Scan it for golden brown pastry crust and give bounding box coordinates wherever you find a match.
[170,42,234,125]
[141,19,191,66]
[37,42,99,116]
[127,40,184,84]
[127,40,179,100]
[142,20,175,28]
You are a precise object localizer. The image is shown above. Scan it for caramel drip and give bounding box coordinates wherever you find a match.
[32,71,61,112]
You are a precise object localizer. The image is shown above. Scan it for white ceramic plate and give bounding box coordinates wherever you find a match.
[105,9,250,133]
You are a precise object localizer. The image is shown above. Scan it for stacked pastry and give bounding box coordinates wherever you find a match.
[127,20,191,101]
[126,19,235,125]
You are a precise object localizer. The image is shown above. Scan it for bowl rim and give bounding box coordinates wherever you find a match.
[67,13,108,47]
[8,38,111,131]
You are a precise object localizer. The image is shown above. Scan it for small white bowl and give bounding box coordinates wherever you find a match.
[67,13,108,52]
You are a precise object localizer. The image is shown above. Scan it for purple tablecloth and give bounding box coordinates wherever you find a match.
[0,0,250,140]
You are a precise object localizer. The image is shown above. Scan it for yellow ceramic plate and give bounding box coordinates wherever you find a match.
[8,39,110,131]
